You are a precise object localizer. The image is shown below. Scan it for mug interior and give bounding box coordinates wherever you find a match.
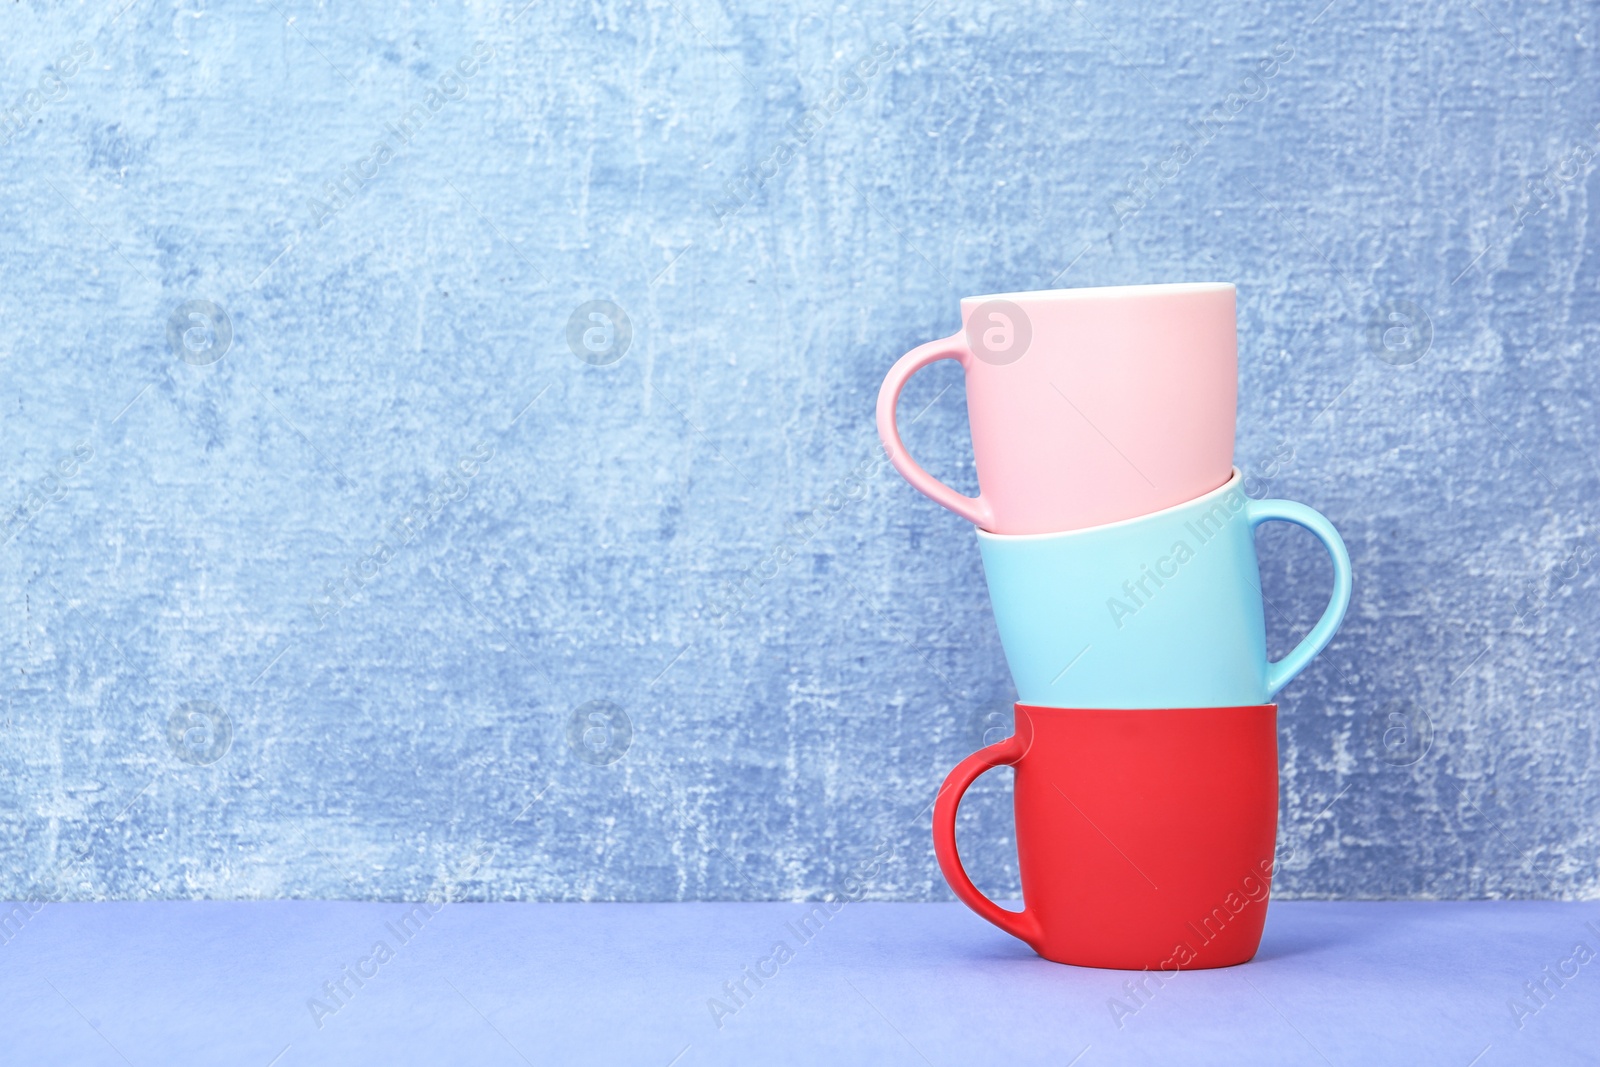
[960,282,1234,307]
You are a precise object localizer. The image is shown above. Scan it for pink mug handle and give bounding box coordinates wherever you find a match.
[875,336,995,529]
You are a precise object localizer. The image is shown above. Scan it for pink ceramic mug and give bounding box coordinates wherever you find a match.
[876,283,1238,534]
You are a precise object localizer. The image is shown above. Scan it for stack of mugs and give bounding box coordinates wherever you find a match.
[876,283,1351,971]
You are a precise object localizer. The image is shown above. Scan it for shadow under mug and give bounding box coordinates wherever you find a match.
[876,283,1237,535]
[934,703,1279,970]
[977,471,1351,708]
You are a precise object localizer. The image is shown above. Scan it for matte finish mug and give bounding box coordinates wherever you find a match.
[876,283,1237,534]
[934,703,1279,970]
[978,471,1351,708]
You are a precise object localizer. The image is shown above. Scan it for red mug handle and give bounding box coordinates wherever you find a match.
[875,336,996,529]
[932,728,1042,947]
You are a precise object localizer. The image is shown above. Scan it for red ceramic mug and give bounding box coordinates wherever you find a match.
[934,703,1279,970]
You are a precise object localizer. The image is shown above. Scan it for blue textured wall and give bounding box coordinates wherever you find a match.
[2,0,1596,903]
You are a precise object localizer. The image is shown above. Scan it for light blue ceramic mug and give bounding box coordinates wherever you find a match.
[977,470,1351,708]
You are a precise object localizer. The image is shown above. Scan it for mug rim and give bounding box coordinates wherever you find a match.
[975,467,1243,543]
[1012,701,1277,716]
[962,281,1234,305]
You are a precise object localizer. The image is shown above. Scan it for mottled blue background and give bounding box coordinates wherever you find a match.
[1,0,1595,903]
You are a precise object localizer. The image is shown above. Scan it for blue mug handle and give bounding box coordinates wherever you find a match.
[1246,498,1353,698]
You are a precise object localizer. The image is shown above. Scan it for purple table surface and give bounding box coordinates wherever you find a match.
[1,900,1597,1066]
